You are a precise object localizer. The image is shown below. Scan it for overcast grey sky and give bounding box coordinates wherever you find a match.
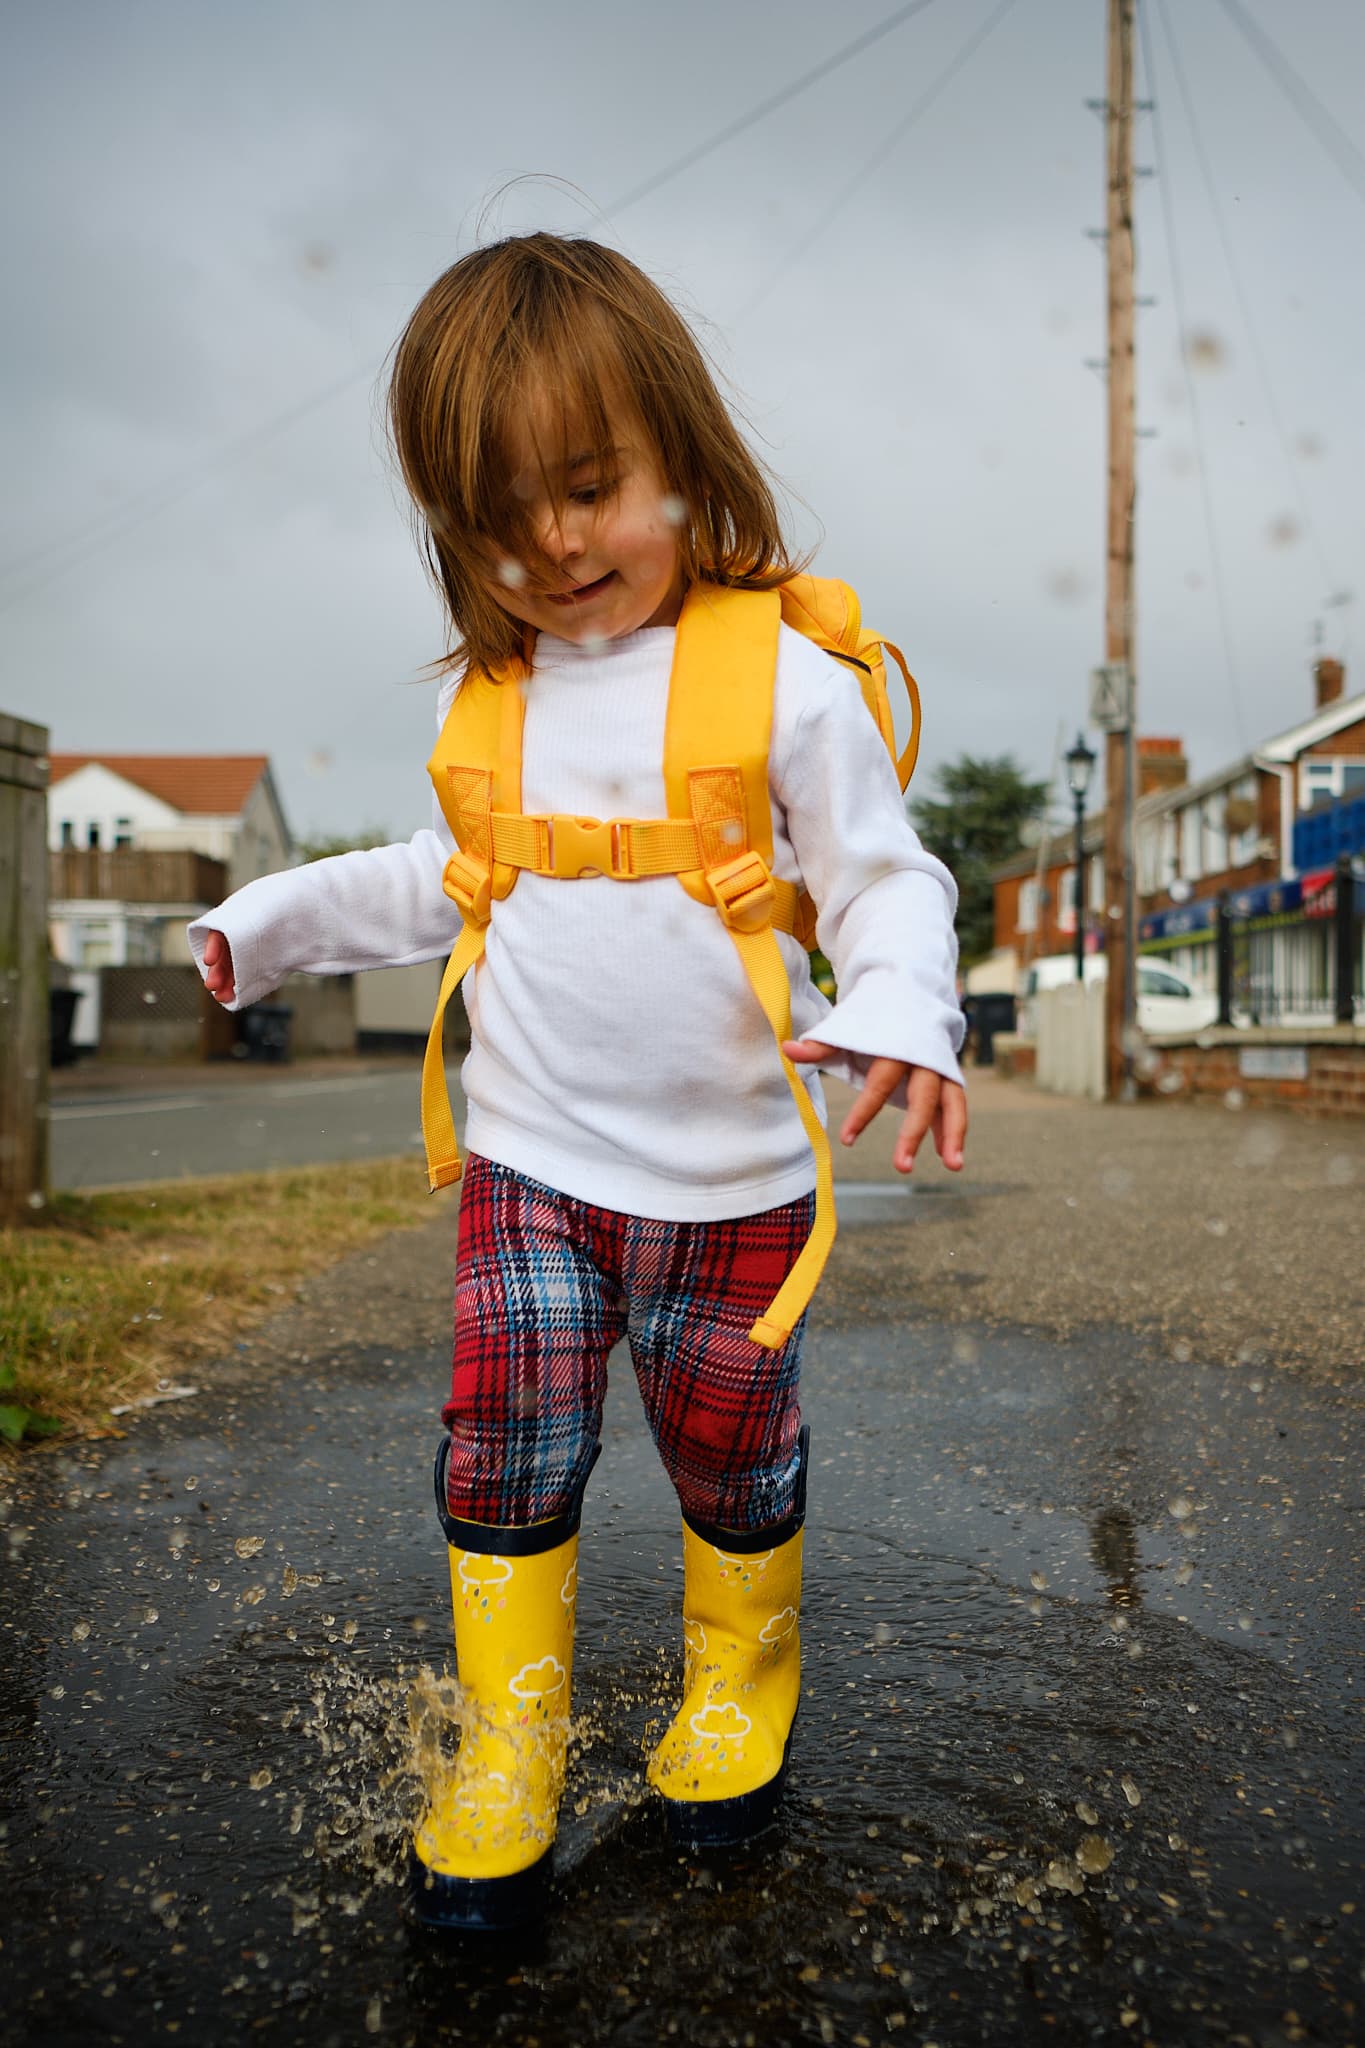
[4,0,1363,843]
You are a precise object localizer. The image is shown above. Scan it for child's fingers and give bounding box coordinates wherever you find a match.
[933,1081,969,1172]
[892,1068,943,1174]
[781,1038,833,1065]
[838,1056,908,1148]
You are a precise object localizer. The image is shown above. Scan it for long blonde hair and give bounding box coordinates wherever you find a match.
[387,233,801,676]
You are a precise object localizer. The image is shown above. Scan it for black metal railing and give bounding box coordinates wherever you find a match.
[1216,854,1361,1026]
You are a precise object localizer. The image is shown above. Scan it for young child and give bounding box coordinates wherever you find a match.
[191,232,967,1932]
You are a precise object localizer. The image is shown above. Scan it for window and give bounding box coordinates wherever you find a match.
[1090,852,1105,910]
[1159,815,1178,889]
[114,817,133,849]
[1138,964,1191,999]
[1179,804,1201,881]
[87,823,101,849]
[1017,879,1038,933]
[1345,765,1365,797]
[1203,792,1228,876]
[1057,866,1077,934]
[59,820,75,848]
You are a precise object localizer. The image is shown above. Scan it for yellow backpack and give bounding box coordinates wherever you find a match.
[420,575,921,1350]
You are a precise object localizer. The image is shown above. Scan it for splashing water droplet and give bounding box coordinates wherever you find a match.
[1120,1774,1141,1807]
[659,494,687,526]
[497,558,527,589]
[250,1767,273,1791]
[1076,1834,1114,1874]
[235,1536,266,1560]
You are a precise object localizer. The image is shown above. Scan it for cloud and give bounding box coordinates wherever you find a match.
[457,1555,513,1593]
[759,1606,797,1645]
[508,1656,567,1700]
[689,1702,752,1741]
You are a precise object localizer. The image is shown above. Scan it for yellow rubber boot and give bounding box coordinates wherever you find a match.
[647,1432,807,1848]
[410,1443,592,1931]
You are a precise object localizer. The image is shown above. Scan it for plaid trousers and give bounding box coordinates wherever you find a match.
[441,1156,814,1531]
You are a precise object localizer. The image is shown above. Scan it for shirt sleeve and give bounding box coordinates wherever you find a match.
[771,632,965,1092]
[187,689,463,1011]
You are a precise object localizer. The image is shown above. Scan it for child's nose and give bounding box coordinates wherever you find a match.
[536,501,587,565]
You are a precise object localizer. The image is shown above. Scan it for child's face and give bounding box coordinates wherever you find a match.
[481,404,684,645]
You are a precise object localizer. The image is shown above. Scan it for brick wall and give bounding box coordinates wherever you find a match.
[1145,1029,1365,1116]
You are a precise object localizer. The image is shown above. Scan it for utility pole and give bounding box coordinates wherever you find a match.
[1103,0,1138,1099]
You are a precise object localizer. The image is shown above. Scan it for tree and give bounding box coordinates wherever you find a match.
[908,754,1051,966]
[295,828,391,864]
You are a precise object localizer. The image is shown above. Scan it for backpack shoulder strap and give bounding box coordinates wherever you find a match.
[664,581,837,1350]
[664,582,780,898]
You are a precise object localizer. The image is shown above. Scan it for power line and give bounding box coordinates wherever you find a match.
[732,0,1019,327]
[1154,0,1341,612]
[607,0,941,216]
[1137,2,1247,753]
[1213,0,1365,211]
[1,1,943,611]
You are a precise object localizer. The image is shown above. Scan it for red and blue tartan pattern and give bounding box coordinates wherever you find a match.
[442,1156,814,1530]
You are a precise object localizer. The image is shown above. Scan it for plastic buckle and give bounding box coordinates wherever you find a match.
[706,852,776,934]
[441,849,492,926]
[545,815,630,880]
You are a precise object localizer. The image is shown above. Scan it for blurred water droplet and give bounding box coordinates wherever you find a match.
[1029,1571,1047,1592]
[249,1768,273,1791]
[1237,1612,1253,1632]
[1203,1217,1228,1238]
[1076,1833,1114,1874]
[659,494,687,526]
[235,1536,266,1560]
[283,1565,299,1596]
[1266,513,1301,550]
[242,1585,266,1607]
[1222,1088,1246,1112]
[72,1621,90,1641]
[1076,1800,1099,1825]
[1169,1495,1194,1521]
[1120,1774,1141,1807]
[141,1608,158,1626]
[1185,328,1228,371]
[497,558,527,589]
[1174,1560,1195,1585]
[952,1333,979,1366]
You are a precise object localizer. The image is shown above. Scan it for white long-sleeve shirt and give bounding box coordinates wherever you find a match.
[189,622,964,1220]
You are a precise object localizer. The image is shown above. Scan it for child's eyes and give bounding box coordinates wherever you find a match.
[569,477,616,506]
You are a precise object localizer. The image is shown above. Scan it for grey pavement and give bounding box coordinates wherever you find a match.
[2,1072,1362,2045]
[48,1059,449,1189]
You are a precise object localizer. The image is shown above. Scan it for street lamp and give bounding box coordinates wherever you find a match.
[1065,732,1097,983]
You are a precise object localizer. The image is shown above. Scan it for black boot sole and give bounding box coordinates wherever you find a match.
[408,1845,553,1932]
[658,1728,795,1850]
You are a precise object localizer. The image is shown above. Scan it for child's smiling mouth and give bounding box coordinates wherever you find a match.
[548,572,616,606]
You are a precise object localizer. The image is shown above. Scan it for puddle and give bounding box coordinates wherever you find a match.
[1,1322,1360,2045]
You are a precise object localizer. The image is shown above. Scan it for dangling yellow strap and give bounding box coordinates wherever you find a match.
[723,921,838,1350]
[420,921,486,1191]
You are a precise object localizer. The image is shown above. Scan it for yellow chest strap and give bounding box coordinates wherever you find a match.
[420,584,835,1350]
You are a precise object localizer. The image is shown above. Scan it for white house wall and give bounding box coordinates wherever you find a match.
[48,764,181,849]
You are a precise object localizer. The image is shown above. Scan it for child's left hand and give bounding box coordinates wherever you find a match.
[781,1041,968,1177]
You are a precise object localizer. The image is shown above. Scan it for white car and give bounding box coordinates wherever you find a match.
[1017,954,1220,1038]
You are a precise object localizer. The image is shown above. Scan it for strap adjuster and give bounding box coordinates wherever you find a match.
[442,849,492,926]
[706,851,776,934]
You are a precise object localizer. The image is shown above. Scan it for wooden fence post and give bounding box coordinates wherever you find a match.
[0,714,50,1223]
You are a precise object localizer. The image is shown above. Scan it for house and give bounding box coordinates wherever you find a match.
[47,753,292,974]
[989,656,1365,999]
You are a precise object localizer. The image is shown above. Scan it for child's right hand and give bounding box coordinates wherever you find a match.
[202,930,236,1005]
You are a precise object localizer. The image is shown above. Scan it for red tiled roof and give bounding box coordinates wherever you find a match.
[47,754,268,816]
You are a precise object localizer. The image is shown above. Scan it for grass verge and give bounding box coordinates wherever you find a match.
[0,1158,434,1446]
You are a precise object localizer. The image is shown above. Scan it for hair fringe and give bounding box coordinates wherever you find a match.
[387,233,806,678]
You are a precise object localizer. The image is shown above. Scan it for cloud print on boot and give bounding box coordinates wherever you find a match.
[508,1656,567,1700]
[689,1702,752,1740]
[759,1606,797,1644]
[457,1555,514,1592]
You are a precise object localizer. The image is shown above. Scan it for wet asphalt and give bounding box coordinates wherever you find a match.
[2,1095,1362,2047]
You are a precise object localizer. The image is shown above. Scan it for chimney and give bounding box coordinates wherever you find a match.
[1136,736,1187,798]
[1314,657,1345,709]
